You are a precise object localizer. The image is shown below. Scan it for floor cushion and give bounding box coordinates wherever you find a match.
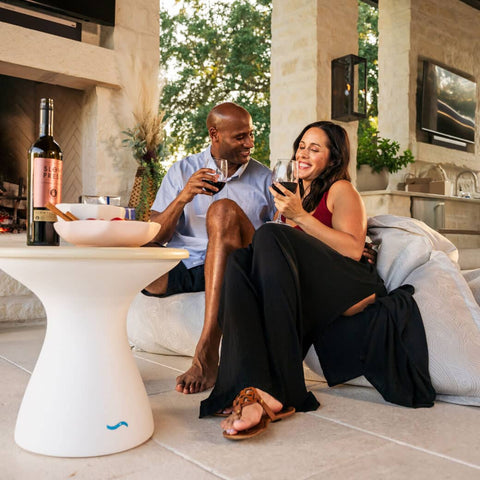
[127,291,204,356]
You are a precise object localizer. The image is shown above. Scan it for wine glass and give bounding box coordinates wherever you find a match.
[270,158,298,223]
[205,158,228,196]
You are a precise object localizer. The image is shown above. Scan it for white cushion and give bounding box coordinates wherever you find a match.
[367,214,458,291]
[463,269,480,305]
[127,292,204,356]
[405,252,480,405]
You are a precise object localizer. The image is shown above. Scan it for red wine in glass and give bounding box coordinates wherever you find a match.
[204,180,226,194]
[204,158,228,196]
[270,181,297,196]
[270,159,298,223]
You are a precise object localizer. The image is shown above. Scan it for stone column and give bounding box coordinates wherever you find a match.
[377,0,412,189]
[82,0,161,203]
[271,0,359,178]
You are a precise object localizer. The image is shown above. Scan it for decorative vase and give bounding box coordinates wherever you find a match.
[356,165,389,191]
[128,166,157,222]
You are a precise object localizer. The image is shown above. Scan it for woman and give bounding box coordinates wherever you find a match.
[199,121,430,439]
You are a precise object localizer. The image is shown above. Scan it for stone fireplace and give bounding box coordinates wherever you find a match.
[0,0,161,211]
[0,0,161,325]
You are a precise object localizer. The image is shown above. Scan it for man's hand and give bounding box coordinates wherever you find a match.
[362,241,377,265]
[179,168,216,203]
[150,168,216,244]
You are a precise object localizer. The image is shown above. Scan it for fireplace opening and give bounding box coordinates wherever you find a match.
[0,177,26,233]
[0,73,84,232]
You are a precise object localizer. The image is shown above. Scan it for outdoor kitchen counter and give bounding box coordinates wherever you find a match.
[361,191,480,244]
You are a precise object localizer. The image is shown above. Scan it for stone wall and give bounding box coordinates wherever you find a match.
[271,0,359,179]
[0,268,45,328]
[378,0,480,189]
[84,0,161,201]
[0,235,45,328]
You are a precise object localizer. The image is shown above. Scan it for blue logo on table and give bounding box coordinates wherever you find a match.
[106,421,129,430]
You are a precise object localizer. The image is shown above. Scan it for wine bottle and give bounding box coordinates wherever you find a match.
[27,98,63,246]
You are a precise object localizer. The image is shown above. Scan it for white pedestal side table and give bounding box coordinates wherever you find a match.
[0,244,188,457]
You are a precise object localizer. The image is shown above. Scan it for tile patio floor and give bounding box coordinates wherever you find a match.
[1,325,480,479]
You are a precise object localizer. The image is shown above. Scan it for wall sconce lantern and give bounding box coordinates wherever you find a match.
[331,54,367,122]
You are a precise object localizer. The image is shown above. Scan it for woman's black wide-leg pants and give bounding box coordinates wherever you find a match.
[200,223,386,417]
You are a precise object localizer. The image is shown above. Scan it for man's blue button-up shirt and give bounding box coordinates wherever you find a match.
[151,147,275,269]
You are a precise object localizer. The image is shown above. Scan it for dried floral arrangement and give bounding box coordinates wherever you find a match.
[121,72,170,221]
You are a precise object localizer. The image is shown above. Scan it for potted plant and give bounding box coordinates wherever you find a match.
[356,123,415,191]
[123,109,169,221]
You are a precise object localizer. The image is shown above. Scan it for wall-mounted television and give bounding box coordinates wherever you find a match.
[421,61,476,146]
[1,0,115,26]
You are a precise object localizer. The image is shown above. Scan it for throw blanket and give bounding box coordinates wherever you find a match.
[315,285,435,408]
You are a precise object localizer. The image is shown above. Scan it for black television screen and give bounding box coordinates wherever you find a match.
[2,0,115,26]
[421,61,476,144]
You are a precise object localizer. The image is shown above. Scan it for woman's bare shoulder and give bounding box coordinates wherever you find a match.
[328,180,363,212]
[329,179,358,196]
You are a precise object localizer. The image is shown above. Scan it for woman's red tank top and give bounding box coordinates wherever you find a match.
[295,189,332,230]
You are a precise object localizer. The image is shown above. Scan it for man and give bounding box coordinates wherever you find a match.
[144,102,275,394]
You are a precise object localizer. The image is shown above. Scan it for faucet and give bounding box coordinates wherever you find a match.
[455,170,479,197]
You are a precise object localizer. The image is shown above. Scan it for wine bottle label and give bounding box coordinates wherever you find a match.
[33,158,63,208]
[33,209,57,222]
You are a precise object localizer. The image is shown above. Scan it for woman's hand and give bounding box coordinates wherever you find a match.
[362,242,378,265]
[269,182,305,223]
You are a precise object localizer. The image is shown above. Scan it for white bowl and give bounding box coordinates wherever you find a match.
[55,203,126,221]
[54,220,161,247]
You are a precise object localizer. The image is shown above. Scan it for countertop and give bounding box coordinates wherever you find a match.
[360,190,480,204]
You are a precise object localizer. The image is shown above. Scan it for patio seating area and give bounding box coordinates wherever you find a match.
[1,0,480,478]
[2,325,480,479]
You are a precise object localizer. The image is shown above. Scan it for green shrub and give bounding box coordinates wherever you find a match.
[357,124,415,173]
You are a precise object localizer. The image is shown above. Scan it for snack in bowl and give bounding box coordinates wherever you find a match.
[54,219,161,247]
[55,203,126,221]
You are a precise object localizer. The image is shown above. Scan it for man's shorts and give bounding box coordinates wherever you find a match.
[141,261,205,298]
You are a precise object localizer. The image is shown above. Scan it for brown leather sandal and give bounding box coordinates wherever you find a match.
[223,387,295,440]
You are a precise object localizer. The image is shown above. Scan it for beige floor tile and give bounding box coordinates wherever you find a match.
[308,383,480,468]
[0,325,45,372]
[0,351,218,479]
[148,390,394,480]
[313,442,480,480]
[0,359,29,451]
[133,349,193,372]
[1,438,220,480]
[134,353,191,396]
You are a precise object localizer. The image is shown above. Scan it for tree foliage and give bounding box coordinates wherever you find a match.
[159,0,272,165]
[358,0,379,122]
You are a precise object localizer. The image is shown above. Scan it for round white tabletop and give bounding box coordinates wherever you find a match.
[0,244,188,457]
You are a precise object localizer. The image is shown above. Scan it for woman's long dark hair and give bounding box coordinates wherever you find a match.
[292,121,351,212]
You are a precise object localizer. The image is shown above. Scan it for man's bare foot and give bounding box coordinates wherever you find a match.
[143,274,168,296]
[220,388,283,436]
[175,355,218,394]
